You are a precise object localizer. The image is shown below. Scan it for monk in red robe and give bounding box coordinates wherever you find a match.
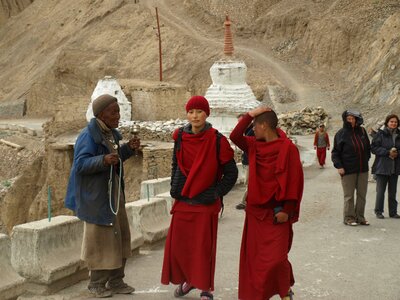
[230,106,304,300]
[161,96,238,300]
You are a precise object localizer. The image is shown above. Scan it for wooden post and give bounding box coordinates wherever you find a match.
[155,7,163,81]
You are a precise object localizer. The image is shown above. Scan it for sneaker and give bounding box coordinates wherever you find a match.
[88,286,112,298]
[109,283,135,294]
[376,213,385,219]
[236,203,246,210]
[390,214,400,219]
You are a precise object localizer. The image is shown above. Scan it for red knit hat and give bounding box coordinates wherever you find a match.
[185,95,210,116]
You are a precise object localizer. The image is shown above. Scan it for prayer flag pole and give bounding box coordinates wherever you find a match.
[47,186,52,222]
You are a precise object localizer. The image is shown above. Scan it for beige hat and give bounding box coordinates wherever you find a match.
[92,94,117,116]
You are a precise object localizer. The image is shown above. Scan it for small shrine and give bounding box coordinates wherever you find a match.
[205,15,259,134]
[86,76,132,122]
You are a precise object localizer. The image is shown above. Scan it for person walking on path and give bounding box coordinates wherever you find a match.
[65,94,140,298]
[371,114,400,219]
[235,113,254,210]
[161,96,238,300]
[313,124,330,168]
[230,106,303,300]
[331,110,371,226]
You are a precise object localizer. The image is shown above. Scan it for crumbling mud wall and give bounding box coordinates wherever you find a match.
[1,156,44,233]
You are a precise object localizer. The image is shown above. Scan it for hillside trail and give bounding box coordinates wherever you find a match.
[141,0,346,131]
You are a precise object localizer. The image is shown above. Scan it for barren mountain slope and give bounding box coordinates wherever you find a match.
[0,0,398,122]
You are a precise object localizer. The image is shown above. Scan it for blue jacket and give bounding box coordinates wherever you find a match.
[65,118,134,225]
[371,127,400,175]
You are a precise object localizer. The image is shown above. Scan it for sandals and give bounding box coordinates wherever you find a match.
[200,291,214,300]
[174,283,195,297]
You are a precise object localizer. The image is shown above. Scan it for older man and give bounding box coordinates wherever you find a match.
[65,94,140,298]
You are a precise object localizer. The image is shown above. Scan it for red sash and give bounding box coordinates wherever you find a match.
[173,127,233,199]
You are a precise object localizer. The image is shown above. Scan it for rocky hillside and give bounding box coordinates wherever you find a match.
[0,0,398,121]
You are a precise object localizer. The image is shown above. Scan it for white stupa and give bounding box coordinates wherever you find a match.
[86,76,131,122]
[205,16,259,134]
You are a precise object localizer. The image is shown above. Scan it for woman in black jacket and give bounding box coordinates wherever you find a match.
[371,114,400,219]
[331,110,371,226]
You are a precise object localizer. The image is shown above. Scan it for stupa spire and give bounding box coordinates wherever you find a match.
[223,15,234,56]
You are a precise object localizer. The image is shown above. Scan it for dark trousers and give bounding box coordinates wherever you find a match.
[89,258,127,288]
[375,174,398,216]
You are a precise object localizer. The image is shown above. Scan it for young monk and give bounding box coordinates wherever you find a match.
[230,106,304,300]
[161,95,238,300]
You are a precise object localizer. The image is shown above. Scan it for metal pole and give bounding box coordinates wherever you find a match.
[155,7,163,81]
[47,186,52,222]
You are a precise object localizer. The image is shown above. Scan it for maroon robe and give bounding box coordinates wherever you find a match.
[161,126,234,291]
[230,114,304,300]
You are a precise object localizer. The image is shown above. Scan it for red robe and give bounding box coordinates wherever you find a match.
[230,114,304,300]
[161,126,234,291]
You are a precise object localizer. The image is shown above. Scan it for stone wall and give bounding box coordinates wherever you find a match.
[120,80,190,121]
[0,98,26,118]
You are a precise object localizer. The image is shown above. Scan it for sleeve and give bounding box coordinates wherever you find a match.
[331,131,344,169]
[276,144,304,223]
[313,132,318,146]
[282,200,297,218]
[189,159,238,203]
[363,128,371,160]
[371,131,389,157]
[74,131,109,175]
[119,143,134,161]
[216,159,238,197]
[216,135,238,196]
[230,113,253,152]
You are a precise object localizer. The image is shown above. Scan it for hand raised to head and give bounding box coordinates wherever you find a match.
[248,106,272,118]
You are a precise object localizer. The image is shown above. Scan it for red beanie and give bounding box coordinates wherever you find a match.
[185,95,210,116]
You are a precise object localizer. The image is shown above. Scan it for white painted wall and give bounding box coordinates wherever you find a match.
[205,60,260,134]
[86,76,131,122]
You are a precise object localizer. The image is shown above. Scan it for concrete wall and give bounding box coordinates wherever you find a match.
[10,216,87,295]
[3,190,173,297]
[140,177,171,200]
[0,234,26,300]
[126,198,170,244]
